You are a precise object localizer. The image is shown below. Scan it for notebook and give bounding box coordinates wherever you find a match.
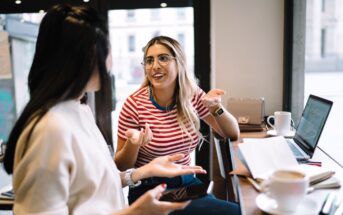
[286,94,333,161]
[239,136,336,181]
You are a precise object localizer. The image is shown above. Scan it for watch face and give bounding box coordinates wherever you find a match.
[217,108,224,115]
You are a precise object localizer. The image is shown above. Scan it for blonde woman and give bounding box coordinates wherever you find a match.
[115,36,239,214]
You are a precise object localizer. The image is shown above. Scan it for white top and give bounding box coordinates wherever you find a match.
[12,100,125,215]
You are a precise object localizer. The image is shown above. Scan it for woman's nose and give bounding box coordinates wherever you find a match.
[152,58,160,69]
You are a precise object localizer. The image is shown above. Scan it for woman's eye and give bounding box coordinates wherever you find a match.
[159,55,169,62]
[145,58,153,64]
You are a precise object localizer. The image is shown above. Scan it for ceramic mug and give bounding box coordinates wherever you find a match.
[262,169,309,212]
[267,111,293,136]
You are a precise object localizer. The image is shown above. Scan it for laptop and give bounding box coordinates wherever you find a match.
[286,94,333,161]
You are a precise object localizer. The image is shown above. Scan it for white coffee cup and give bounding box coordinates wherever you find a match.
[263,169,309,212]
[267,111,293,136]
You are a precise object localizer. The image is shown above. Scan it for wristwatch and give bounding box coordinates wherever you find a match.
[124,168,142,188]
[212,106,224,117]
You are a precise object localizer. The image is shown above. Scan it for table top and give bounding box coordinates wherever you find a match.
[235,131,343,215]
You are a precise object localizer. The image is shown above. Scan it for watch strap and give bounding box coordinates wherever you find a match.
[124,168,142,188]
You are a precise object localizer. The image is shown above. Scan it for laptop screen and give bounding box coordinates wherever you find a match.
[295,95,333,150]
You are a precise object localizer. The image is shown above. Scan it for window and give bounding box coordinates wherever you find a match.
[321,0,326,12]
[291,0,343,167]
[108,8,194,146]
[177,8,186,19]
[107,0,211,190]
[0,11,43,189]
[150,9,160,19]
[152,31,160,37]
[321,28,326,58]
[177,33,185,48]
[128,35,135,52]
[127,10,135,19]
[0,13,42,142]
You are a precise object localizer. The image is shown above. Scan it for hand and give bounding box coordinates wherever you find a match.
[130,184,190,215]
[201,89,225,108]
[145,154,207,178]
[125,123,152,146]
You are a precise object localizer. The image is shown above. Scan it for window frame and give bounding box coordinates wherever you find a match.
[283,0,306,124]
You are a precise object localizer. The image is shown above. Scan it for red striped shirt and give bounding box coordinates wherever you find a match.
[117,86,210,167]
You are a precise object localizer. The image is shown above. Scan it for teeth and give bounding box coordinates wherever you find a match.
[153,73,163,78]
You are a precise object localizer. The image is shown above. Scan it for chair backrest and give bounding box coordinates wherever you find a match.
[213,135,239,203]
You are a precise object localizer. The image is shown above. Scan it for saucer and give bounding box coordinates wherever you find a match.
[267,130,295,138]
[256,193,320,215]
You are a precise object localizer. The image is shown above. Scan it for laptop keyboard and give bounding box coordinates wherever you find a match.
[286,139,303,157]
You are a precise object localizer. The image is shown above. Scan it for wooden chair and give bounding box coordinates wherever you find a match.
[212,132,240,203]
[0,201,13,211]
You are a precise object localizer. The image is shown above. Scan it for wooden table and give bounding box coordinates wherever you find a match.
[233,131,343,215]
[0,184,13,211]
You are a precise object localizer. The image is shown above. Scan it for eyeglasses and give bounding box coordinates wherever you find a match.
[142,54,175,69]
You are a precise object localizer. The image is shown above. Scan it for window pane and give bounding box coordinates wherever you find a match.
[128,35,135,52]
[150,9,160,19]
[127,10,135,19]
[0,13,42,142]
[0,11,43,191]
[305,0,343,166]
[108,7,194,146]
[177,33,185,48]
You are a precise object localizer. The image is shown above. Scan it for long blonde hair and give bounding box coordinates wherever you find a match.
[142,36,202,141]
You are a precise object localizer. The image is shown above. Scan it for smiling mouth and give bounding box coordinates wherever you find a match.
[152,73,164,80]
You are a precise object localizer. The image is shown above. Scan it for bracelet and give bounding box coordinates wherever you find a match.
[124,168,142,188]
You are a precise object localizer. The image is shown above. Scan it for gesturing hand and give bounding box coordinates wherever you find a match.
[145,154,207,178]
[201,89,225,108]
[130,184,190,215]
[125,123,152,146]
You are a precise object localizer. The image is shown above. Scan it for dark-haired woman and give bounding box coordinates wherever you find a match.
[3,5,206,215]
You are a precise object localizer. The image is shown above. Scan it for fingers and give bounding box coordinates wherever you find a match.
[181,165,204,170]
[160,201,191,211]
[178,167,207,175]
[206,89,225,97]
[126,128,143,145]
[148,184,167,199]
[174,200,191,210]
[145,122,150,130]
[125,129,134,138]
[142,185,190,215]
[126,123,153,146]
[145,123,153,142]
[212,89,225,96]
[194,169,207,174]
[211,97,222,103]
[201,89,225,108]
[180,164,207,174]
[141,123,152,145]
[201,97,221,108]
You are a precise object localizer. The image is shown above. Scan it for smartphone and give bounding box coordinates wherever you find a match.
[160,181,213,202]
